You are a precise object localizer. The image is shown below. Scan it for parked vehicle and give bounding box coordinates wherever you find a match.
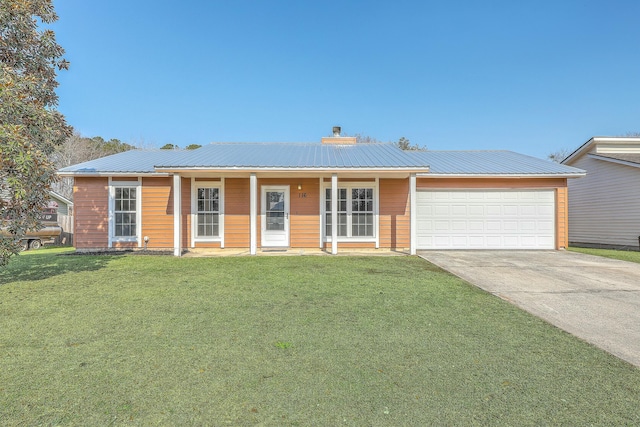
[1,200,65,250]
[1,207,62,251]
[1,224,62,251]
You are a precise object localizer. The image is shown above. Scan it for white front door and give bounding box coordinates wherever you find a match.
[261,186,290,247]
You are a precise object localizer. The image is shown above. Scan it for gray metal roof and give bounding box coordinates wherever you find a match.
[155,142,429,169]
[412,150,585,175]
[58,143,585,176]
[58,150,182,174]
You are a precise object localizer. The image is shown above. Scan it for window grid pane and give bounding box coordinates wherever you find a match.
[114,186,137,237]
[325,188,348,237]
[351,187,374,237]
[196,187,220,237]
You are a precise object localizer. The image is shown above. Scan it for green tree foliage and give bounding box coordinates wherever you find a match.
[547,148,571,163]
[396,136,424,151]
[160,143,177,150]
[51,133,135,199]
[0,0,72,265]
[354,133,425,151]
[185,144,202,150]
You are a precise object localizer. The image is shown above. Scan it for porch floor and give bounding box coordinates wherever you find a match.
[182,248,409,257]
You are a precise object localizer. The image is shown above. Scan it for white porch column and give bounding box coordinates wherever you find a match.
[374,177,380,249]
[331,173,338,255]
[410,173,417,255]
[319,177,323,249]
[250,173,257,255]
[173,174,182,257]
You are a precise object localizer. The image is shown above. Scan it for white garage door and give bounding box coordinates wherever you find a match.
[416,190,555,249]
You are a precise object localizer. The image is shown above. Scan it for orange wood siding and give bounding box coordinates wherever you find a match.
[379,178,410,249]
[556,185,568,249]
[224,178,251,248]
[289,178,320,248]
[417,177,567,189]
[141,177,173,249]
[73,177,109,249]
[112,241,137,249]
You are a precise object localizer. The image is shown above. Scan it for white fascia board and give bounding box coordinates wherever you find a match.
[588,153,640,169]
[153,167,430,174]
[48,191,74,206]
[57,172,170,177]
[415,173,586,178]
[562,138,596,164]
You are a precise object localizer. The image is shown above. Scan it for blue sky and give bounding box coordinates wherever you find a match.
[53,0,640,158]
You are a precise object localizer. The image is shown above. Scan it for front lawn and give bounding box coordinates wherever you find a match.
[1,249,639,425]
[569,246,640,264]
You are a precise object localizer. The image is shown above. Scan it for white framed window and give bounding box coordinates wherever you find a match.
[322,182,377,241]
[191,180,224,244]
[108,178,141,246]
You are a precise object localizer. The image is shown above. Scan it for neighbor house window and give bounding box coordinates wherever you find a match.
[324,185,375,238]
[114,187,137,237]
[196,187,219,237]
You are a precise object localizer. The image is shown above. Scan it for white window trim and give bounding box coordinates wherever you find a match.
[191,179,224,246]
[108,177,142,248]
[321,181,378,243]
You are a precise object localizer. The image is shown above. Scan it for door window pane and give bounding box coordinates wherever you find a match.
[266,191,285,231]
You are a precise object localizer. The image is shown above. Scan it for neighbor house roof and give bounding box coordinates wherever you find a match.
[562,136,640,165]
[588,153,640,169]
[49,191,73,206]
[58,142,584,177]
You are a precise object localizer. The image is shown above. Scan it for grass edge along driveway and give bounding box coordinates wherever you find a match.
[1,248,639,426]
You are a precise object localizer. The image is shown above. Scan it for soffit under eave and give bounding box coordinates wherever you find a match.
[158,169,428,179]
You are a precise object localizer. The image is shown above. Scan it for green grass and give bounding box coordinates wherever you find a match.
[1,248,640,426]
[569,246,640,264]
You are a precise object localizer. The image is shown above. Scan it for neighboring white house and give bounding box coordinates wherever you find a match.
[562,137,640,249]
[49,191,74,245]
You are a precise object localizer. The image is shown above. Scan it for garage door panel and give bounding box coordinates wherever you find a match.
[503,205,518,215]
[417,190,555,249]
[451,236,468,246]
[537,221,554,232]
[434,205,450,215]
[434,221,451,231]
[486,205,502,215]
[451,205,467,215]
[468,205,484,215]
[468,221,484,232]
[503,221,518,231]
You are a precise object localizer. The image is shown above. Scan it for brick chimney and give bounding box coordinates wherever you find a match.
[321,126,356,145]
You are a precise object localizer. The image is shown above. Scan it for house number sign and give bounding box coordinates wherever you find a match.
[298,193,307,198]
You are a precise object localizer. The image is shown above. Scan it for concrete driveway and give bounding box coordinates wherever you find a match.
[419,250,640,368]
